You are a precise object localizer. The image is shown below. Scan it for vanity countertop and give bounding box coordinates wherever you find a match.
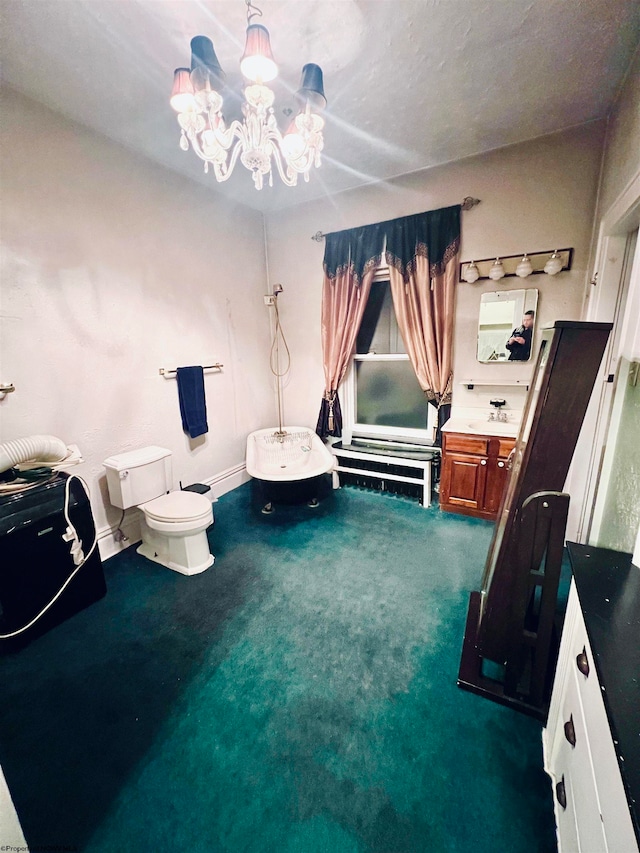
[441,416,519,439]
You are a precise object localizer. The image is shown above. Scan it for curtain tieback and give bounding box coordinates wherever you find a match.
[324,390,337,432]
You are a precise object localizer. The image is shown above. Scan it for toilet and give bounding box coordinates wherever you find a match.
[103,446,214,576]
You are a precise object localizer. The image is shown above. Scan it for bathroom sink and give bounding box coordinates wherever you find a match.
[467,420,518,436]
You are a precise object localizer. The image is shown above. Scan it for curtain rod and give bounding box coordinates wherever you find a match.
[310,197,481,242]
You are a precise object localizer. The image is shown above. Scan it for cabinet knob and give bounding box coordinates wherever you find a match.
[576,647,590,678]
[564,714,576,747]
[480,460,487,466]
[556,776,567,810]
[497,461,505,467]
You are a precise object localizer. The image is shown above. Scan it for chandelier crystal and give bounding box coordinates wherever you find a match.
[170,0,326,191]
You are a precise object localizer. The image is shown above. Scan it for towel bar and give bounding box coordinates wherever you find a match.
[159,364,223,377]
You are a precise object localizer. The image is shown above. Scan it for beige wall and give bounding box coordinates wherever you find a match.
[0,88,273,543]
[597,47,640,219]
[264,122,606,426]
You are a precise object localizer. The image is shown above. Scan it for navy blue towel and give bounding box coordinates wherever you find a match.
[176,366,208,439]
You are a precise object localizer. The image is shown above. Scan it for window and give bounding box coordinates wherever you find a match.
[342,276,437,445]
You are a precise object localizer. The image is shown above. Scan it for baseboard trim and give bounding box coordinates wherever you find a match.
[204,461,251,497]
[97,462,250,562]
[96,511,143,562]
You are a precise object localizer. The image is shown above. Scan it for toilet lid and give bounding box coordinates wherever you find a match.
[142,492,212,523]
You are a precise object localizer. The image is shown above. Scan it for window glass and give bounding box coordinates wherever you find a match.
[356,283,406,354]
[356,359,428,429]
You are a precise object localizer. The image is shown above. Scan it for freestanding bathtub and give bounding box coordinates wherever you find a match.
[246,427,335,511]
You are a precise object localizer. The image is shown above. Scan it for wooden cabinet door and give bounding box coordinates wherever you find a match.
[441,452,488,510]
[483,458,509,515]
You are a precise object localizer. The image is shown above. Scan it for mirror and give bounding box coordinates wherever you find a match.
[477,289,538,363]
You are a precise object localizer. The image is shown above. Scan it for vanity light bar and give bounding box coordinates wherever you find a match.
[460,248,573,283]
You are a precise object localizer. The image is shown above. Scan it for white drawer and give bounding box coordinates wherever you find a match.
[545,581,639,853]
[571,625,638,852]
[550,662,608,852]
[565,590,609,721]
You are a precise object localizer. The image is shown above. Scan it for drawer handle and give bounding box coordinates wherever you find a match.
[563,714,576,747]
[576,647,590,678]
[480,460,487,466]
[555,775,567,810]
[497,461,505,468]
[506,447,516,470]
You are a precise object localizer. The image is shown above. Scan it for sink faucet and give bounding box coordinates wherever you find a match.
[489,398,507,422]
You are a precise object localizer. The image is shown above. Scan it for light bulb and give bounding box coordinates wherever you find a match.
[515,254,533,278]
[281,128,306,160]
[463,261,480,283]
[489,258,505,281]
[544,250,563,276]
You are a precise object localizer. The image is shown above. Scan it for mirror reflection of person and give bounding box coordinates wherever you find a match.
[506,310,534,361]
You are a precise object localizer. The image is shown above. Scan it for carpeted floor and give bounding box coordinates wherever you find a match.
[0,483,557,852]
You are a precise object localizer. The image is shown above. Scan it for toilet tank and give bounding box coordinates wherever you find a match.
[103,446,172,509]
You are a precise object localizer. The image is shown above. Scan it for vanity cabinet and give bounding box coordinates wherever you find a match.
[440,431,515,520]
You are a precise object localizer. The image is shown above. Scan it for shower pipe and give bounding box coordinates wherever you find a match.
[268,286,291,438]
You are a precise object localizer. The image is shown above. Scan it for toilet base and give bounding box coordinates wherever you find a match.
[137,520,214,576]
[137,542,214,575]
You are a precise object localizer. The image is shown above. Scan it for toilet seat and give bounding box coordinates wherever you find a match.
[141,491,212,524]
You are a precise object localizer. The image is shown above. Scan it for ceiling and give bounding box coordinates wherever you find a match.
[1,0,639,212]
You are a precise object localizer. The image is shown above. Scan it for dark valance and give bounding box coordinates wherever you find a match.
[385,204,461,281]
[323,224,384,283]
[322,204,461,284]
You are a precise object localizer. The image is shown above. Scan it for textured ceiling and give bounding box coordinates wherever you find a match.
[1,0,639,212]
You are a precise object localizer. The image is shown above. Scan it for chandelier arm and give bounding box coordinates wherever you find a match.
[268,141,300,187]
[186,134,211,162]
[213,119,246,151]
[269,128,321,176]
[214,139,245,182]
[187,132,223,166]
[186,129,244,183]
[184,116,244,167]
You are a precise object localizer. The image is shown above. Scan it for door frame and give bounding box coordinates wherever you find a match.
[570,170,640,543]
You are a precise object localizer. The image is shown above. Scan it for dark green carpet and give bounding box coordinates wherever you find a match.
[0,484,557,852]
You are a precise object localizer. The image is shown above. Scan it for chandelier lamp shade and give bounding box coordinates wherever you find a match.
[170,0,326,190]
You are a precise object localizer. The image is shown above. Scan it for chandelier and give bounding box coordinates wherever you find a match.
[170,0,327,191]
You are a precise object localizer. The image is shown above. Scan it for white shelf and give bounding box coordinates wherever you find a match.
[459,379,530,389]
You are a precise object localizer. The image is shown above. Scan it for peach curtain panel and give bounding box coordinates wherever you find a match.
[385,205,460,408]
[316,225,384,437]
[317,268,375,434]
[387,254,457,405]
